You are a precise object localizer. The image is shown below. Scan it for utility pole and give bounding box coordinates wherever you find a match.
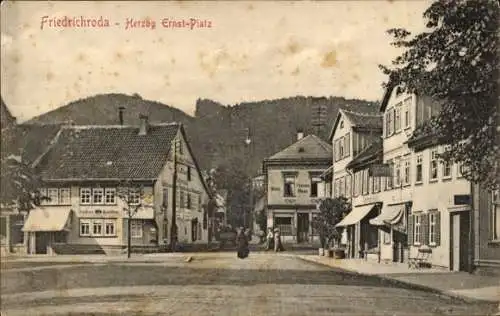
[127,206,132,258]
[170,138,178,252]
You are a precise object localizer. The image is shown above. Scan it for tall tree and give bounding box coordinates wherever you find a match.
[312,197,351,249]
[380,0,499,189]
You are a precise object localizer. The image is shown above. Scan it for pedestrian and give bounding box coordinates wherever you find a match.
[266,228,274,251]
[274,228,284,252]
[236,227,249,259]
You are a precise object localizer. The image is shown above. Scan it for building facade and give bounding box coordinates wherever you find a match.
[328,107,382,258]
[263,133,332,243]
[21,117,211,254]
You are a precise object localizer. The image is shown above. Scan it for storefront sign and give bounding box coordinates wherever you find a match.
[271,187,281,192]
[79,209,119,217]
[454,194,471,205]
[369,164,392,177]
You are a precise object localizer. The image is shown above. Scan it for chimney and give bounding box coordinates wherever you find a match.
[138,114,149,135]
[297,130,304,140]
[118,107,125,125]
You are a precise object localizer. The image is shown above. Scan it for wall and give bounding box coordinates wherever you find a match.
[157,130,209,245]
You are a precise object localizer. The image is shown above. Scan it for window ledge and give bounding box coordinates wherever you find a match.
[429,179,438,183]
[413,242,422,247]
[429,242,438,248]
[403,183,411,188]
[414,181,423,186]
[442,177,452,182]
[487,240,500,246]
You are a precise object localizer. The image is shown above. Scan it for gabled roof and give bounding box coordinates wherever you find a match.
[265,134,332,162]
[346,140,383,171]
[1,97,16,129]
[328,107,382,141]
[35,123,180,181]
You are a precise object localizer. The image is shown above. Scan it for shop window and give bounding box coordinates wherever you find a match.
[275,217,292,236]
[131,220,143,238]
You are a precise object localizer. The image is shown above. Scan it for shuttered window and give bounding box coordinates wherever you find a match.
[421,213,429,246]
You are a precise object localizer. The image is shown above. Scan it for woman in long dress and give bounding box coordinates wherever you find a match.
[236,227,249,259]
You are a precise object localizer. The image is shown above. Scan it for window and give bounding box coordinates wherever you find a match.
[373,176,380,193]
[180,191,185,208]
[80,220,91,236]
[362,170,369,195]
[129,188,140,205]
[310,176,321,197]
[131,220,143,238]
[105,188,116,204]
[105,221,116,236]
[92,188,104,204]
[490,190,500,241]
[394,159,401,187]
[274,217,292,236]
[442,146,452,179]
[403,97,412,129]
[344,133,350,158]
[339,137,344,159]
[93,221,103,236]
[414,215,421,245]
[383,231,391,244]
[430,150,438,181]
[403,156,411,185]
[283,175,296,197]
[386,160,393,189]
[385,109,393,137]
[187,193,192,209]
[60,188,71,205]
[187,167,192,181]
[80,188,91,204]
[395,103,402,133]
[415,155,423,184]
[429,212,440,246]
[345,175,351,198]
[47,188,59,205]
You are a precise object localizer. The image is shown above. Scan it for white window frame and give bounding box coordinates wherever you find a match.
[394,158,401,187]
[414,215,421,246]
[59,188,71,205]
[128,188,141,205]
[131,220,143,238]
[93,220,103,236]
[442,145,452,179]
[430,150,438,181]
[403,156,411,185]
[395,103,402,133]
[80,188,92,205]
[429,212,437,246]
[415,154,423,184]
[92,188,104,205]
[310,176,321,198]
[80,220,91,236]
[490,190,500,242]
[403,97,412,129]
[47,188,59,205]
[105,188,116,205]
[385,109,394,137]
[339,136,344,159]
[104,220,116,236]
[344,133,350,158]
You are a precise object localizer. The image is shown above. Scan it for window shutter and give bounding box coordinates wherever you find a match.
[408,214,414,245]
[435,212,441,246]
[421,213,429,246]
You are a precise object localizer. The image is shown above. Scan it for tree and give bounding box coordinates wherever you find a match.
[312,197,351,249]
[117,183,144,258]
[380,0,499,189]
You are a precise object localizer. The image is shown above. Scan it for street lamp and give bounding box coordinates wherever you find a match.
[243,128,252,230]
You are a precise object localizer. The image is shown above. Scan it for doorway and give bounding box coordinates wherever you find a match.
[450,211,470,271]
[297,213,309,243]
[35,232,50,254]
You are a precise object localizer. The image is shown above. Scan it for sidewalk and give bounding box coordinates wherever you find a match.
[297,255,500,304]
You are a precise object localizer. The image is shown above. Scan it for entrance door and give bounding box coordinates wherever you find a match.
[451,212,470,271]
[297,213,309,243]
[35,232,49,254]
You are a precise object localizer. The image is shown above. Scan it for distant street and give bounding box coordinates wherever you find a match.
[1,252,497,316]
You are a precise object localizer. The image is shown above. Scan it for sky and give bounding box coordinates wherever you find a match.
[1,1,430,122]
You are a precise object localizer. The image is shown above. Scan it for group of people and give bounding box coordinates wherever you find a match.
[265,227,284,252]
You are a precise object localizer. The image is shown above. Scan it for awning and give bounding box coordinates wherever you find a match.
[22,207,71,232]
[336,204,376,227]
[370,205,404,226]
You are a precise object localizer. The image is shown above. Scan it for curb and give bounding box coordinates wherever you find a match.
[295,256,499,305]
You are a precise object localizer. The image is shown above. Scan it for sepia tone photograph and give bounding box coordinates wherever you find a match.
[0,0,499,315]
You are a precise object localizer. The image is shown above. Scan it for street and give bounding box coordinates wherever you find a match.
[1,252,497,316]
